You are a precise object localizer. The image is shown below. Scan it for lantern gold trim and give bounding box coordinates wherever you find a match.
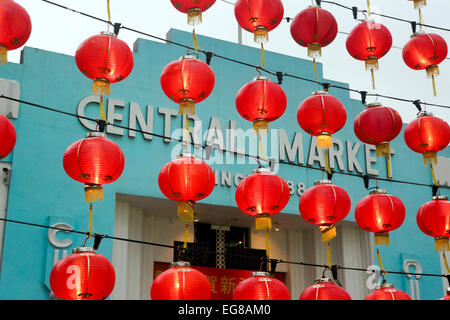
[254,26,269,44]
[93,78,111,96]
[187,8,203,26]
[84,184,103,203]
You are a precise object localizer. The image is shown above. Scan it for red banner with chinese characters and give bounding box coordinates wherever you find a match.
[153,262,287,300]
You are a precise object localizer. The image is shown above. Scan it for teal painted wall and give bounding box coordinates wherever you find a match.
[0,29,448,300]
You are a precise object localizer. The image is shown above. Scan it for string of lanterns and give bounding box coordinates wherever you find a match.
[0,0,448,301]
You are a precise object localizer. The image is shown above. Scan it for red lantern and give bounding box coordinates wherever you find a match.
[297,90,347,149]
[408,0,427,9]
[290,5,338,59]
[233,272,290,300]
[402,31,448,96]
[75,31,134,96]
[346,19,392,89]
[170,0,216,26]
[235,76,287,132]
[404,111,450,165]
[354,102,402,157]
[299,180,351,242]
[160,55,215,116]
[0,113,16,159]
[151,261,211,300]
[299,278,352,300]
[0,0,32,65]
[63,132,125,203]
[441,288,450,300]
[365,283,411,300]
[355,189,406,246]
[50,247,115,300]
[416,195,450,252]
[234,0,284,43]
[158,154,215,223]
[235,168,290,230]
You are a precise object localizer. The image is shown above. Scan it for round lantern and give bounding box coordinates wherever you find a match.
[151,261,211,300]
[234,0,284,43]
[408,0,427,9]
[170,0,216,26]
[233,272,290,300]
[75,31,134,96]
[0,0,32,65]
[290,5,338,59]
[299,278,352,300]
[50,247,115,300]
[346,19,392,89]
[158,153,215,223]
[416,195,450,252]
[160,55,215,116]
[354,102,402,158]
[235,167,290,230]
[404,111,450,165]
[63,131,125,203]
[355,189,406,246]
[402,31,448,96]
[441,288,450,300]
[235,76,287,133]
[365,283,412,300]
[299,180,351,242]
[0,113,16,159]
[297,90,347,149]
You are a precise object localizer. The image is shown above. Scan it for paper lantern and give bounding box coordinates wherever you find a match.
[235,76,287,133]
[0,113,16,159]
[50,247,115,300]
[63,132,125,203]
[170,0,216,26]
[353,102,403,157]
[346,19,392,89]
[416,195,450,252]
[300,278,352,300]
[403,31,448,96]
[160,55,215,116]
[290,5,338,59]
[233,272,290,300]
[235,167,290,230]
[404,111,450,165]
[0,0,32,65]
[441,288,450,300]
[355,189,406,245]
[234,0,284,43]
[408,0,427,9]
[297,90,347,149]
[365,283,412,300]
[299,180,351,242]
[158,153,215,223]
[151,261,211,300]
[75,31,134,96]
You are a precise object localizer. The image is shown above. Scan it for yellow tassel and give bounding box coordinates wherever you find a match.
[179,99,196,116]
[386,153,392,180]
[88,203,93,239]
[435,237,450,252]
[443,252,450,274]
[430,164,438,186]
[107,0,111,22]
[93,79,111,96]
[99,95,107,122]
[423,151,437,166]
[193,29,198,53]
[327,242,332,269]
[376,142,390,157]
[317,133,332,149]
[265,227,270,258]
[320,225,336,243]
[254,26,268,44]
[84,184,103,203]
[374,232,390,246]
[0,45,8,65]
[253,119,268,135]
[256,132,269,161]
[261,43,265,68]
[307,43,322,59]
[376,248,387,275]
[313,58,318,81]
[255,215,272,230]
[177,201,194,223]
[413,0,427,9]
[324,149,332,175]
[184,223,189,249]
[187,8,202,26]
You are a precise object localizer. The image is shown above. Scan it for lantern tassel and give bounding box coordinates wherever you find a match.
[317,133,332,150]
[193,29,198,53]
[260,43,265,68]
[179,99,196,116]
[177,201,194,224]
[313,58,318,81]
[99,95,107,122]
[84,184,104,203]
[184,223,189,249]
[423,151,437,166]
[265,227,270,258]
[376,142,390,157]
[324,149,332,175]
[88,203,93,239]
[254,26,269,44]
[187,8,202,26]
[255,215,272,230]
[93,78,111,96]
[0,45,8,65]
[376,248,388,275]
[253,119,268,135]
[365,57,378,90]
[327,242,332,269]
[435,237,450,252]
[374,232,390,246]
[320,224,336,243]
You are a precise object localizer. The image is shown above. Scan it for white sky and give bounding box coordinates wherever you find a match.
[10,0,450,123]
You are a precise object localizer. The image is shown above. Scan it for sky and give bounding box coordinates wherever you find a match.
[10,0,450,124]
